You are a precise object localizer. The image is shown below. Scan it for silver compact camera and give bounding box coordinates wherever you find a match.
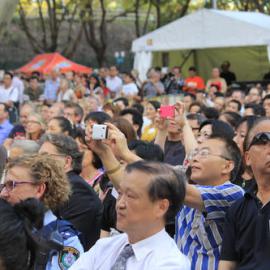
[92,124,108,140]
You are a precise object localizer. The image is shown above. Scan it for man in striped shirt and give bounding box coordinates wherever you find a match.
[176,136,244,270]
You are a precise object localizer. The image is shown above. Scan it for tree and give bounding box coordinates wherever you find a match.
[18,0,83,57]
[80,0,135,67]
[0,0,19,37]
[134,0,193,37]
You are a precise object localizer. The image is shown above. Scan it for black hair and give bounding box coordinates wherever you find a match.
[184,93,196,101]
[0,198,44,270]
[189,101,202,113]
[188,66,197,72]
[148,100,161,111]
[120,108,143,137]
[113,97,129,108]
[244,103,265,117]
[220,112,242,130]
[186,113,206,126]
[41,134,83,174]
[263,94,270,103]
[132,103,144,115]
[4,71,13,79]
[89,74,100,88]
[122,72,135,82]
[84,111,112,124]
[30,76,39,81]
[51,116,74,137]
[210,136,242,182]
[128,140,164,162]
[232,89,245,98]
[214,92,225,98]
[73,128,103,169]
[125,161,186,223]
[202,107,220,120]
[244,117,270,152]
[229,99,242,112]
[199,119,235,140]
[235,116,258,153]
[65,102,84,122]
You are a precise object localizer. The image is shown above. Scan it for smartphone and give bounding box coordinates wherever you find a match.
[92,124,108,140]
[159,105,175,118]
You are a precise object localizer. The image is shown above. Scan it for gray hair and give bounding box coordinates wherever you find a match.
[10,140,40,155]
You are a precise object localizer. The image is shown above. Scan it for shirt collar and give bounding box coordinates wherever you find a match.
[0,120,9,128]
[244,180,258,199]
[43,210,57,226]
[129,229,167,261]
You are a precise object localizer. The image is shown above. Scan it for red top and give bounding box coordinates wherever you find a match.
[184,76,205,94]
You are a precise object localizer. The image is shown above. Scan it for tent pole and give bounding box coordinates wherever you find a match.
[193,50,198,72]
[180,50,194,68]
[212,0,217,9]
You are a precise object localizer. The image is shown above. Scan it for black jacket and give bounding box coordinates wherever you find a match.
[55,171,103,250]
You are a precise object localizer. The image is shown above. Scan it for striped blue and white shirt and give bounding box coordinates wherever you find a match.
[175,182,244,270]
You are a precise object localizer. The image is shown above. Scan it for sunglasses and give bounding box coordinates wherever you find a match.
[248,132,270,150]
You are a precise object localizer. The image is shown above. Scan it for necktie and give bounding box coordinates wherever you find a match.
[111,244,134,270]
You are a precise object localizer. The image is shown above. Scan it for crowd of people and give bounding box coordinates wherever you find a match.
[0,61,269,270]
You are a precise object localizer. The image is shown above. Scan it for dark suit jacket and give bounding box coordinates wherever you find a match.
[55,171,103,250]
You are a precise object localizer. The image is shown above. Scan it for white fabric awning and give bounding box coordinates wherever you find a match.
[132,9,270,53]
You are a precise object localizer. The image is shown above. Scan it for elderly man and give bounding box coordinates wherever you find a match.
[85,121,243,270]
[70,161,190,270]
[219,118,270,270]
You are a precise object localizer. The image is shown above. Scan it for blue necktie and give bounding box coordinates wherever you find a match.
[111,244,134,270]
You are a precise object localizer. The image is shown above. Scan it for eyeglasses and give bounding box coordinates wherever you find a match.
[248,132,270,150]
[27,120,41,125]
[0,180,35,193]
[190,148,231,161]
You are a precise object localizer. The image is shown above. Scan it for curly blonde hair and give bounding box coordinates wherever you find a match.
[7,154,71,211]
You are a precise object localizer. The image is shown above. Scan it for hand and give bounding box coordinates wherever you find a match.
[154,111,168,131]
[174,101,187,129]
[106,123,130,160]
[85,123,110,157]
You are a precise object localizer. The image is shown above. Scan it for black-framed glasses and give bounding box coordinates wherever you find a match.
[0,180,36,193]
[248,132,270,150]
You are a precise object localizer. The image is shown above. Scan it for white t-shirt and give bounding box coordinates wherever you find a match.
[122,83,138,96]
[0,85,19,103]
[12,77,25,103]
[106,76,123,93]
[57,89,74,102]
[70,229,190,270]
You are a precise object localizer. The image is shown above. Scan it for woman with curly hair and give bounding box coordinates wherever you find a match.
[0,154,84,270]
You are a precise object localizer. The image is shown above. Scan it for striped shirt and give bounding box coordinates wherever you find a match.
[175,182,244,270]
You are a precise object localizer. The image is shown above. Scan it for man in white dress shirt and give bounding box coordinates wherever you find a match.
[70,161,190,270]
[106,66,123,98]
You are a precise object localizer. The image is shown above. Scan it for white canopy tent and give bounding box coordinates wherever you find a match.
[132,9,270,81]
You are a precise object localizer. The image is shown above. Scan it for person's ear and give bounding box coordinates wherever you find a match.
[155,199,169,219]
[133,124,139,132]
[221,160,234,176]
[64,155,73,171]
[36,183,46,200]
[244,150,251,167]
